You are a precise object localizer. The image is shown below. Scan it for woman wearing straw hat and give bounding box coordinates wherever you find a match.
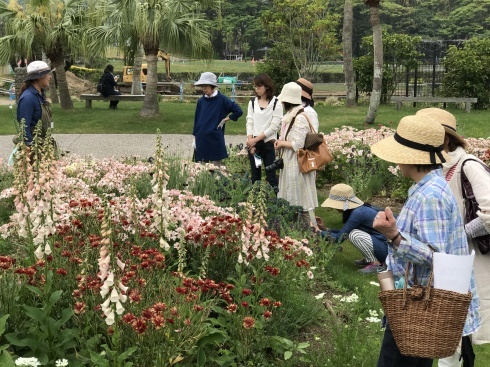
[192,72,243,166]
[320,183,388,274]
[296,78,319,133]
[417,108,490,366]
[370,114,480,367]
[17,61,54,147]
[274,82,318,229]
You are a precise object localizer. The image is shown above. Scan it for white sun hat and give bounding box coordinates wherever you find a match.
[26,61,53,81]
[194,72,218,87]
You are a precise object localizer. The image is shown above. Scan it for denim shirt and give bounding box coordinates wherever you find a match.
[387,170,480,336]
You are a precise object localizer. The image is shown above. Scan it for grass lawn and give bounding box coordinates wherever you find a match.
[107,59,344,75]
[1,100,488,139]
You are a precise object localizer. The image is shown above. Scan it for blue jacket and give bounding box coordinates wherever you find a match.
[329,205,387,245]
[17,85,46,145]
[193,92,242,161]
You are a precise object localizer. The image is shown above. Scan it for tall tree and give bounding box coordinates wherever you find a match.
[262,0,340,81]
[364,0,383,124]
[87,0,211,118]
[343,0,356,107]
[0,0,85,110]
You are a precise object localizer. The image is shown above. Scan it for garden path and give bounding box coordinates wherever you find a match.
[0,134,248,162]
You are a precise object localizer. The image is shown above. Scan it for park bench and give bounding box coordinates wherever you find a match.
[79,94,145,108]
[391,96,478,113]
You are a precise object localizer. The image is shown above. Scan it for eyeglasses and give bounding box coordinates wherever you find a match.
[253,85,263,89]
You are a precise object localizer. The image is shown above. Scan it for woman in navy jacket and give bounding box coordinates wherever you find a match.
[100,64,121,109]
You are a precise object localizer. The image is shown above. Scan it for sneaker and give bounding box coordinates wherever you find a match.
[354,258,371,267]
[359,263,387,274]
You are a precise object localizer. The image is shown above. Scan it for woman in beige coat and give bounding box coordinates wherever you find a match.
[274,82,318,229]
[417,108,490,367]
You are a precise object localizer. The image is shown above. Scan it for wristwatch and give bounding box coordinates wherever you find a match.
[387,231,401,245]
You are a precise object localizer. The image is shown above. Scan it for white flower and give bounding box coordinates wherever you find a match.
[315,293,325,300]
[105,309,115,326]
[55,359,69,367]
[118,282,128,292]
[116,258,125,270]
[34,245,44,260]
[110,288,119,303]
[44,243,52,255]
[115,301,124,315]
[307,270,314,279]
[15,357,41,366]
[370,281,380,287]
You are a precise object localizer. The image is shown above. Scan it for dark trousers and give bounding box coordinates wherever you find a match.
[248,140,278,190]
[104,90,121,108]
[377,322,433,367]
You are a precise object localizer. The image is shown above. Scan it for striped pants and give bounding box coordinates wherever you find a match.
[349,229,378,263]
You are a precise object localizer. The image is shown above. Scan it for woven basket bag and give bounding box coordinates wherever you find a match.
[378,262,472,359]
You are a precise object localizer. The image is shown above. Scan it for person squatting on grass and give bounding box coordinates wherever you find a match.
[192,72,243,167]
[296,78,319,133]
[274,82,318,230]
[370,114,480,367]
[100,64,121,110]
[245,73,283,193]
[16,61,58,161]
[415,108,490,367]
[320,183,388,274]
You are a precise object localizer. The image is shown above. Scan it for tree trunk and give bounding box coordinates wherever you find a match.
[48,77,59,104]
[365,6,383,124]
[51,58,74,110]
[132,44,144,95]
[140,52,159,117]
[343,0,356,107]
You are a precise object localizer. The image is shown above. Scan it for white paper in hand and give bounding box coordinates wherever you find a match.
[433,250,475,294]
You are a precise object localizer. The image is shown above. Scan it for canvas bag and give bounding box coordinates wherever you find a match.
[460,158,490,254]
[297,118,333,173]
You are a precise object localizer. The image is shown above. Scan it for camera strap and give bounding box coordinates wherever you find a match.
[280,108,304,158]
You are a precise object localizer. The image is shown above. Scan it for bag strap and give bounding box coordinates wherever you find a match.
[252,97,279,111]
[279,108,304,159]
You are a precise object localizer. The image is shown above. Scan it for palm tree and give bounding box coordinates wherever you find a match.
[343,0,356,107]
[0,0,85,110]
[364,0,383,124]
[87,0,211,118]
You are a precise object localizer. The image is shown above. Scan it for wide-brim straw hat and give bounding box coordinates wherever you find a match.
[415,107,467,149]
[278,82,302,105]
[26,61,53,81]
[321,183,364,211]
[194,72,218,87]
[296,78,313,100]
[371,115,449,164]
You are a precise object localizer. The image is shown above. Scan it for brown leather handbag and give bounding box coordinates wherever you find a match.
[297,118,333,173]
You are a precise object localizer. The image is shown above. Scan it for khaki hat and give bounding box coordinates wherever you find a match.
[415,107,467,149]
[194,72,218,87]
[296,78,313,100]
[321,184,364,211]
[371,115,449,165]
[278,82,302,105]
[26,61,53,81]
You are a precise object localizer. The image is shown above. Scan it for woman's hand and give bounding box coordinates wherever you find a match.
[373,207,399,240]
[247,137,257,148]
[274,140,283,150]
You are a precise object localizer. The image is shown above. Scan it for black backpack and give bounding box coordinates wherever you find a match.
[96,77,104,93]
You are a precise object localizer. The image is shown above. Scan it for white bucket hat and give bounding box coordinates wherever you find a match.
[278,82,302,105]
[194,72,218,87]
[26,61,53,81]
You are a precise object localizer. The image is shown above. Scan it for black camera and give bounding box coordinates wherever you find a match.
[265,158,284,172]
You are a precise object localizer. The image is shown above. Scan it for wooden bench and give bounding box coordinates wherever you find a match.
[391,96,478,113]
[79,94,145,108]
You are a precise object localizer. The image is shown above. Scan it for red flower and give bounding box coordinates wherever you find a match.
[153,302,167,312]
[241,301,249,308]
[74,302,86,315]
[226,304,238,313]
[263,310,273,319]
[184,318,191,326]
[131,317,147,334]
[122,313,136,324]
[242,288,252,296]
[243,317,255,329]
[129,289,142,303]
[259,298,271,307]
[152,315,165,329]
[142,308,156,320]
[56,268,68,276]
[273,301,282,308]
[193,305,204,312]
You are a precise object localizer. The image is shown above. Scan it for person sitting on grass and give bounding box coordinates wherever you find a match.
[320,183,388,274]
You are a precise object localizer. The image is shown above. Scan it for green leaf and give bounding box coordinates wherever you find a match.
[22,305,46,323]
[24,284,43,298]
[54,308,74,329]
[89,351,110,367]
[5,334,39,349]
[0,351,16,367]
[48,290,63,307]
[117,346,137,363]
[0,314,9,336]
[284,351,293,360]
[197,348,206,367]
[297,342,310,349]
